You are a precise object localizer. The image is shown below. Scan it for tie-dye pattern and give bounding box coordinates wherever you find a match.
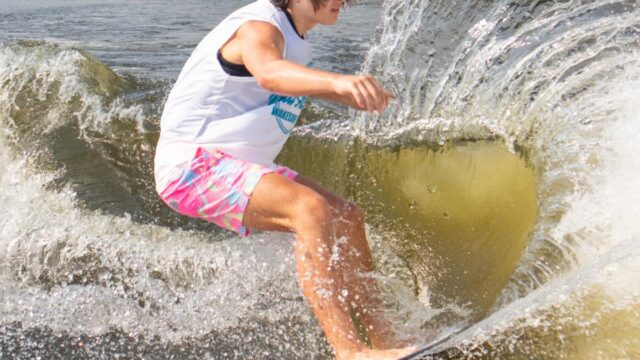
[158,147,297,236]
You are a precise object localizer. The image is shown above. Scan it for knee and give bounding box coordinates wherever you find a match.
[338,200,364,225]
[292,190,333,229]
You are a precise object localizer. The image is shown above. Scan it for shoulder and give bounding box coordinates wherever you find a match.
[236,20,285,50]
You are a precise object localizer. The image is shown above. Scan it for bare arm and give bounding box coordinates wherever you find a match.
[237,21,393,112]
[312,91,395,111]
[238,21,338,96]
[312,92,367,110]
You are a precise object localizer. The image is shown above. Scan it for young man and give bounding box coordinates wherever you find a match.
[155,0,415,358]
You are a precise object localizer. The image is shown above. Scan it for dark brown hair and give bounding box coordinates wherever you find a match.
[270,0,356,11]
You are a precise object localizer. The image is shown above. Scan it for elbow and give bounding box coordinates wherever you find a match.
[253,60,289,93]
[255,72,280,93]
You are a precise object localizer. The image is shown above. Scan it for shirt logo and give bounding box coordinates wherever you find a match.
[268,94,307,134]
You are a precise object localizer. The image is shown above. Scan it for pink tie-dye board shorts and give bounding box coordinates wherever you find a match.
[158,147,297,236]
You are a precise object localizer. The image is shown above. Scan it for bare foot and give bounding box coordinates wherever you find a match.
[337,346,418,360]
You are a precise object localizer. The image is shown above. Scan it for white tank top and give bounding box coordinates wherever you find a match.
[154,0,312,192]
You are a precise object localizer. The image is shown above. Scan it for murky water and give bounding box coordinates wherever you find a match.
[1,0,639,359]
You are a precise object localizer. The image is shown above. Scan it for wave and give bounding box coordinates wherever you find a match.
[2,0,640,356]
[0,40,419,358]
[351,0,640,357]
[0,41,215,229]
[0,134,333,358]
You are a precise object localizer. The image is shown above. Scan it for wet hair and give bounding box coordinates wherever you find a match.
[270,0,356,11]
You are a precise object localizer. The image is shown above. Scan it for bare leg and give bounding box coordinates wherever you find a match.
[243,173,414,359]
[294,175,400,349]
[243,173,365,355]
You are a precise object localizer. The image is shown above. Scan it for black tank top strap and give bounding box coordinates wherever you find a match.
[218,10,303,77]
[283,10,304,39]
[217,50,252,77]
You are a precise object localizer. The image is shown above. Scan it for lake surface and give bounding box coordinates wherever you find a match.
[1,0,639,358]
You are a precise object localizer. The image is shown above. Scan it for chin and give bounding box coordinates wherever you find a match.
[320,16,339,26]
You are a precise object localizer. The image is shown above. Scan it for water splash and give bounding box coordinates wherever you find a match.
[348,0,640,356]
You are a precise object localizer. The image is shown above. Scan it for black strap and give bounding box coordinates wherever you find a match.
[284,10,304,39]
[217,9,303,77]
[217,50,252,77]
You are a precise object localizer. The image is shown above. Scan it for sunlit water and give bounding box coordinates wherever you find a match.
[1,0,639,359]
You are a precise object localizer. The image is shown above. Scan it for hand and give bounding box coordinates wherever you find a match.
[333,75,395,112]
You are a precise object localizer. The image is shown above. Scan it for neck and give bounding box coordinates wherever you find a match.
[286,7,317,36]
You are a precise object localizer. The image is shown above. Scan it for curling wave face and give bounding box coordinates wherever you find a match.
[1,0,640,358]
[348,0,640,357]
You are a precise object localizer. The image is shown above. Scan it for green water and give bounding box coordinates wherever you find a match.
[279,138,538,322]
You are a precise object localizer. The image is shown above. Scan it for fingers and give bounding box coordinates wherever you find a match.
[356,79,380,112]
[384,90,396,100]
[357,76,381,111]
[355,75,394,112]
[334,74,395,112]
[350,82,367,110]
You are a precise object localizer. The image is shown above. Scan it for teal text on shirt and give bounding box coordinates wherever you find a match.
[268,94,307,134]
